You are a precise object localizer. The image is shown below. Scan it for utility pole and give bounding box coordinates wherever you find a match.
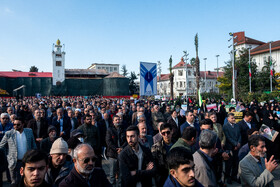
[157,61,161,81]
[183,51,189,100]
[203,58,207,93]
[229,33,237,100]
[216,55,219,78]
[269,41,273,92]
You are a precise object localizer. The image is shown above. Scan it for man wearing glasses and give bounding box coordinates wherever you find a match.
[0,117,36,186]
[151,123,173,187]
[59,144,111,187]
[0,113,13,141]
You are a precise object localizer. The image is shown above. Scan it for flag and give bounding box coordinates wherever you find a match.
[249,62,251,77]
[198,89,203,107]
[140,62,157,96]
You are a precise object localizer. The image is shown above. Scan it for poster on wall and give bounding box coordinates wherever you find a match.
[140,62,157,96]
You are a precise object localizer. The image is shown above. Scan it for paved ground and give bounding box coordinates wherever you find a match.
[3,159,280,186]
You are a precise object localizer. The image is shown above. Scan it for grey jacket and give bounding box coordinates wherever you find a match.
[0,128,36,169]
[239,153,274,187]
[193,150,217,187]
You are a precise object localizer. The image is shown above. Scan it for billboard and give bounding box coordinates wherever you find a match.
[140,62,157,96]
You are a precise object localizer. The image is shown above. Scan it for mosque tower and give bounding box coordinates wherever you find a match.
[52,39,66,85]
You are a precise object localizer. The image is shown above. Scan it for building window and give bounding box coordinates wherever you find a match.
[56,81,61,86]
[110,67,113,72]
[188,70,191,76]
[180,82,182,88]
[56,54,62,57]
[263,56,267,63]
[56,61,62,66]
[114,67,117,71]
[178,70,183,76]
[176,82,178,87]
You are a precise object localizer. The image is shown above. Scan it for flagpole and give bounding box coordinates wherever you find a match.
[269,41,273,92]
[248,46,252,93]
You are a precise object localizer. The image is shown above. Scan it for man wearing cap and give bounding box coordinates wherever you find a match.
[40,126,58,154]
[0,117,36,187]
[59,144,112,187]
[45,137,73,187]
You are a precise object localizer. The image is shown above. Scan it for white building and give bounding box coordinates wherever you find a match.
[88,63,119,74]
[52,39,66,85]
[233,31,280,73]
[157,58,223,97]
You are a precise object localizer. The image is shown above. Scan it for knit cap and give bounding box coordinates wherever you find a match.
[48,125,57,134]
[50,138,68,154]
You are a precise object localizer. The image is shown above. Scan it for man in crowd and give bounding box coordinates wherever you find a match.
[106,115,126,186]
[151,123,173,186]
[45,138,73,187]
[138,122,153,149]
[239,135,278,187]
[0,117,36,186]
[59,144,111,187]
[119,125,156,187]
[67,109,78,132]
[40,126,58,154]
[193,129,218,187]
[180,111,200,135]
[238,128,259,161]
[27,109,49,147]
[19,150,51,187]
[167,110,181,142]
[151,105,165,134]
[164,147,203,187]
[52,108,71,140]
[0,113,13,141]
[223,113,241,184]
[77,114,100,165]
[171,126,197,153]
[238,111,255,146]
[209,112,226,148]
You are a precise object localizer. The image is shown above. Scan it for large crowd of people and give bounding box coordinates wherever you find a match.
[0,96,279,187]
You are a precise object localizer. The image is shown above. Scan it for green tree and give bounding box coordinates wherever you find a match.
[129,71,138,94]
[194,33,200,100]
[169,55,174,100]
[121,65,129,77]
[29,66,38,72]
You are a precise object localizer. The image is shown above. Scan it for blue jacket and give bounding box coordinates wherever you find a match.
[0,122,13,141]
[180,121,200,135]
[163,175,203,187]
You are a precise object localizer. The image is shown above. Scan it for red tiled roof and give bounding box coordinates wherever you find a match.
[157,74,169,81]
[233,31,265,46]
[0,71,52,78]
[200,71,224,79]
[173,57,192,69]
[250,40,280,55]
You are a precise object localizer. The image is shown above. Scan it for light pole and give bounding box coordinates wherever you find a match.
[247,46,252,93]
[183,51,189,100]
[229,32,237,100]
[269,41,273,92]
[203,58,207,92]
[216,55,219,78]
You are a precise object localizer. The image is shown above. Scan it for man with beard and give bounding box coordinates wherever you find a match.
[59,144,111,187]
[19,150,51,187]
[119,125,156,187]
[0,117,36,187]
[138,122,153,149]
[239,135,278,187]
[164,147,203,187]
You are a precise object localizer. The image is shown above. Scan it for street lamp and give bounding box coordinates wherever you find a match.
[216,55,219,78]
[269,41,273,92]
[183,51,189,100]
[203,58,207,92]
[229,32,237,100]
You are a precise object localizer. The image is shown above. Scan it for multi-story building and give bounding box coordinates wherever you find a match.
[88,63,119,73]
[233,31,280,72]
[157,58,223,97]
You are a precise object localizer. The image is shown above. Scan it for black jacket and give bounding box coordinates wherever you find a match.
[59,167,112,187]
[27,118,49,139]
[237,119,256,146]
[105,126,126,159]
[119,143,156,187]
[52,116,71,140]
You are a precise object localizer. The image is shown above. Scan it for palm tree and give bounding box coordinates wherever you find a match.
[194,33,200,100]
[169,55,174,100]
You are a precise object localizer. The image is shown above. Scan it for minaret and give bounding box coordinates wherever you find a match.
[52,39,66,85]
